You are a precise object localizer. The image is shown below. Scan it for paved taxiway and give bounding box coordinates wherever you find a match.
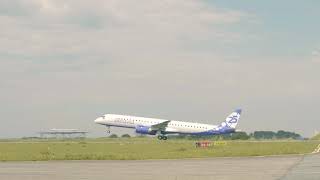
[0,154,319,180]
[281,154,320,180]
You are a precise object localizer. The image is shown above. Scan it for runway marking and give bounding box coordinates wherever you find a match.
[312,143,320,154]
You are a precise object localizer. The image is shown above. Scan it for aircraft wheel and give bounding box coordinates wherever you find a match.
[157,135,163,140]
[162,136,168,140]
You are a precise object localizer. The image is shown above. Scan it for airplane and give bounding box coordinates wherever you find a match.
[94,109,242,140]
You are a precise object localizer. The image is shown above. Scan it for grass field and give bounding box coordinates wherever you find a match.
[0,138,319,161]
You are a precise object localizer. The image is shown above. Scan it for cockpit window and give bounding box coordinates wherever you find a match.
[101,115,106,119]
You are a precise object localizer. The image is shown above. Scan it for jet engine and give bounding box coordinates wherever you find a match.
[135,125,157,135]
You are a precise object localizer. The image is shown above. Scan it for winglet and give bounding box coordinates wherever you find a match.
[234,108,242,114]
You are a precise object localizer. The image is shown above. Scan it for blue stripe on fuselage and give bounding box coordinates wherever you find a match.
[190,127,235,136]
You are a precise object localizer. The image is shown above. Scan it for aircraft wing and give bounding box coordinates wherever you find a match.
[151,120,170,131]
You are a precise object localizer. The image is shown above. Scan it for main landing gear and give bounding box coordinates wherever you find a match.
[157,135,168,140]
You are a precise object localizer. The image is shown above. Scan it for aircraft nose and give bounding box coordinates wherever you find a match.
[94,117,104,124]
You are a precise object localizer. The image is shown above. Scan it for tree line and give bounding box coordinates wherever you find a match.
[110,130,302,140]
[168,130,303,140]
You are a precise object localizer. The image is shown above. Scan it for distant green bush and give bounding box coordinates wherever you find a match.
[252,130,302,140]
[231,132,250,140]
[121,134,131,138]
[109,134,118,138]
[169,132,251,140]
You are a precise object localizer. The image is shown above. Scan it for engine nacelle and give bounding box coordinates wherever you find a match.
[135,125,156,135]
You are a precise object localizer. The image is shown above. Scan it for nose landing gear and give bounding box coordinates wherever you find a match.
[106,126,111,134]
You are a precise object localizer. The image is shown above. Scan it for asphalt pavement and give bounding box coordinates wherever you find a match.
[0,154,319,180]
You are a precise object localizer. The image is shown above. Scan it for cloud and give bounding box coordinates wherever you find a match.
[0,0,248,59]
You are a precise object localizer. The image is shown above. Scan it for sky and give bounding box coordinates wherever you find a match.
[0,0,319,138]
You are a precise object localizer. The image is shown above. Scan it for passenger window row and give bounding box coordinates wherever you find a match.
[115,117,208,129]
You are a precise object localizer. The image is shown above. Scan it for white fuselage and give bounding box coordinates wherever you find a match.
[95,114,217,134]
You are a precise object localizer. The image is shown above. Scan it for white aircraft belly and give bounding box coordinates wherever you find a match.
[165,127,204,133]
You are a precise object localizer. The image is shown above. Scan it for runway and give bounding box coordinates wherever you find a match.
[281,154,320,180]
[0,154,319,180]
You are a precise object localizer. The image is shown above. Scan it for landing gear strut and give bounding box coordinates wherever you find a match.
[157,135,168,140]
[106,126,111,134]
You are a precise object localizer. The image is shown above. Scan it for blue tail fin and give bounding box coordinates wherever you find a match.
[221,109,241,129]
